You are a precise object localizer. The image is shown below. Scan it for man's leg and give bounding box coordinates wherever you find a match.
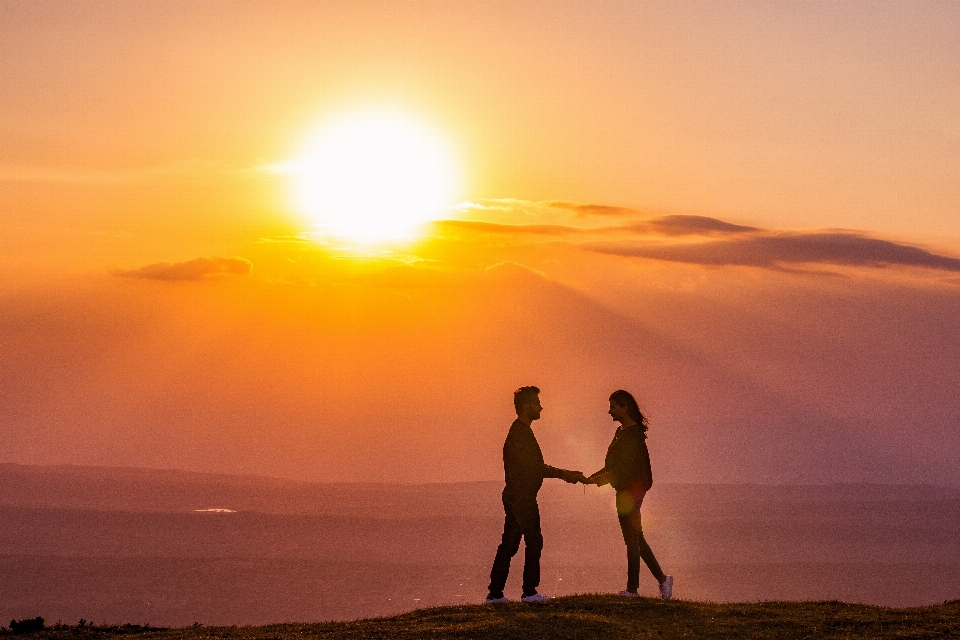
[511,497,543,597]
[488,495,523,598]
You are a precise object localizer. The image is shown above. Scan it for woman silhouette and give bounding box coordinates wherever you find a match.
[587,390,673,599]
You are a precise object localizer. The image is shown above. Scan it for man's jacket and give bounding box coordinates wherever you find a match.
[503,419,565,498]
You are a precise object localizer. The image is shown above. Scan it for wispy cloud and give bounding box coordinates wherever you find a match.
[588,232,960,272]
[433,219,583,236]
[542,201,639,217]
[624,215,759,236]
[454,199,537,212]
[115,256,253,281]
[434,214,758,239]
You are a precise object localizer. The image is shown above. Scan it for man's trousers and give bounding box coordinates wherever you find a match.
[488,490,543,597]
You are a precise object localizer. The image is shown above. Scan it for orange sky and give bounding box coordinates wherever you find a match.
[2,1,959,485]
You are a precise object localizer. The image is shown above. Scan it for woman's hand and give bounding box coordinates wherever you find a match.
[587,470,610,486]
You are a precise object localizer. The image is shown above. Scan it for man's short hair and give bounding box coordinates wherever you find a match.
[514,386,540,414]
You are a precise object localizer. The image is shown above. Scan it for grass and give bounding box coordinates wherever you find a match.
[7,596,960,639]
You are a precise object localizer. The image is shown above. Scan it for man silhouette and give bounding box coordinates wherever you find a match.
[486,386,585,603]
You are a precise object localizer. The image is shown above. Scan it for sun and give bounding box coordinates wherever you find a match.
[284,110,461,244]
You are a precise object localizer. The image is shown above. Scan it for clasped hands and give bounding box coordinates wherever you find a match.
[561,470,599,485]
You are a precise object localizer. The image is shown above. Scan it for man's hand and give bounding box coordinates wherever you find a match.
[561,470,587,484]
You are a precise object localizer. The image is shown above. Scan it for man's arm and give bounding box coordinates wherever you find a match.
[545,465,587,483]
[543,464,565,479]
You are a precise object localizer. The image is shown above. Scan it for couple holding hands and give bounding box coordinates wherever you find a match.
[486,386,673,604]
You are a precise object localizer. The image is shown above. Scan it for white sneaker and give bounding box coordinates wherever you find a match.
[618,590,640,598]
[485,595,512,604]
[520,593,550,603]
[659,575,673,600]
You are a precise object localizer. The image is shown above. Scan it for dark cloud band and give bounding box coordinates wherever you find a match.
[589,232,960,272]
[623,215,758,236]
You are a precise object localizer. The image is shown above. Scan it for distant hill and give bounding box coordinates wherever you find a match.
[8,596,960,639]
[0,463,504,517]
[2,463,958,516]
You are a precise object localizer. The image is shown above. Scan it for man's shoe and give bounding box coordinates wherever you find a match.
[520,592,550,603]
[659,575,673,600]
[618,590,640,597]
[485,595,512,604]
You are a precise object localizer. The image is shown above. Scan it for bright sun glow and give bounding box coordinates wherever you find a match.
[284,110,460,244]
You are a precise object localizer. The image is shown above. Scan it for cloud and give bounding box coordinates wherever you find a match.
[455,199,524,211]
[435,214,758,239]
[453,198,550,215]
[436,205,960,275]
[543,201,638,216]
[433,219,583,236]
[443,199,755,239]
[115,256,253,281]
[625,215,759,236]
[588,232,960,272]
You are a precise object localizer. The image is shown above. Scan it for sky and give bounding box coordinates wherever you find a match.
[2,0,959,486]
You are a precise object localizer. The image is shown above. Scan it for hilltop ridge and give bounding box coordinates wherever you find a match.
[8,596,960,639]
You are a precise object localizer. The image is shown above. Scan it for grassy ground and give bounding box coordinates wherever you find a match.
[7,596,960,639]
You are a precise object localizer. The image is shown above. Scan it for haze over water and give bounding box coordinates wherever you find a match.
[2,465,959,624]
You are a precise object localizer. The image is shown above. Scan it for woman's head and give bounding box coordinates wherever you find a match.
[608,389,649,433]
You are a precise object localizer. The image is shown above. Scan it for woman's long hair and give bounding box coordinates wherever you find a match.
[609,389,649,434]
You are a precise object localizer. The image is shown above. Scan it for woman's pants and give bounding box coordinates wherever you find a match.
[616,489,665,591]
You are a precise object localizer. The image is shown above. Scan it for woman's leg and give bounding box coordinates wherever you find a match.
[617,511,641,591]
[617,490,666,588]
[637,529,666,584]
[616,491,642,591]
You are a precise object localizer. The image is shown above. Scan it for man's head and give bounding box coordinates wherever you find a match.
[514,386,542,424]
